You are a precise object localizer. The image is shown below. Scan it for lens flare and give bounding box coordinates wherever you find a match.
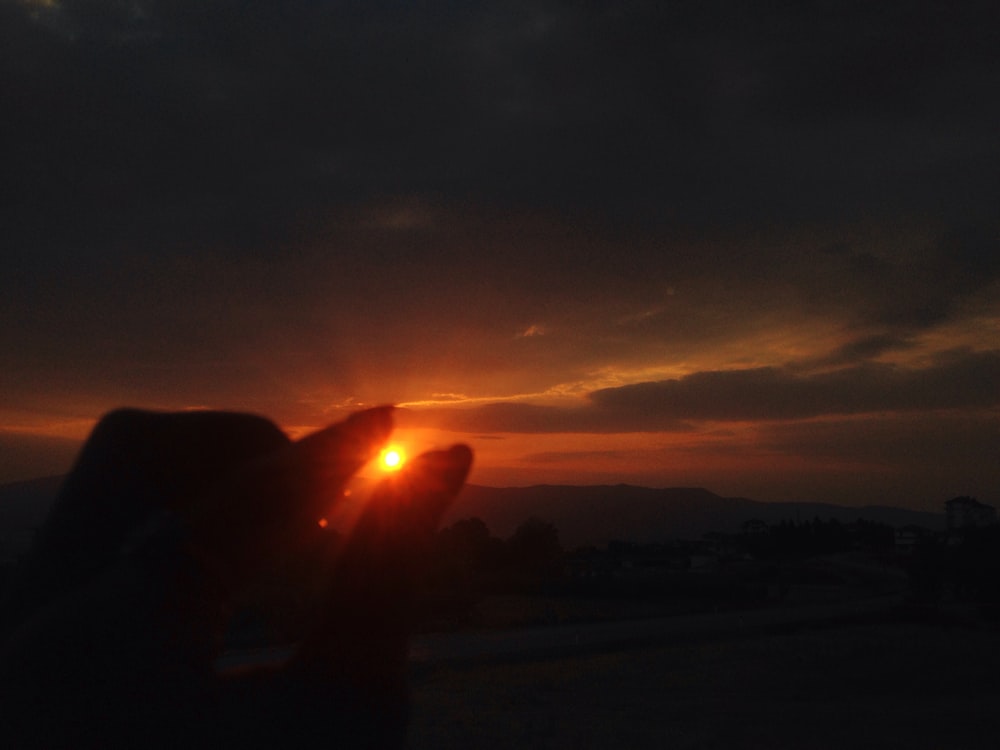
[380,447,405,472]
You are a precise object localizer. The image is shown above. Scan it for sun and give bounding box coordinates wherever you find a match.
[379,446,406,472]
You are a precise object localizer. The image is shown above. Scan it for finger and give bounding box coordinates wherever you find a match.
[288,405,397,523]
[187,406,395,587]
[292,444,472,672]
[283,445,470,748]
[4,409,290,626]
[146,408,395,668]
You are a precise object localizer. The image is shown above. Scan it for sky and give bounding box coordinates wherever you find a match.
[2,0,998,511]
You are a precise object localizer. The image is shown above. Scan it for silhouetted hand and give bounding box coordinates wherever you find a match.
[0,406,472,748]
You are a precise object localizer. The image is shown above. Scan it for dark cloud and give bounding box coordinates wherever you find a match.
[521,449,632,464]
[4,2,997,354]
[4,1,472,256]
[757,412,1000,471]
[3,1,998,503]
[590,350,1000,423]
[809,333,915,368]
[757,3,1000,122]
[407,349,1000,433]
[4,0,998,265]
[865,227,1000,331]
[399,401,696,435]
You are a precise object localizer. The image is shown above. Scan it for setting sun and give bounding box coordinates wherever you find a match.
[379,447,405,472]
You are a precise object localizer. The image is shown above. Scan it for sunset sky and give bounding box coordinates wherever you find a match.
[3,1,998,511]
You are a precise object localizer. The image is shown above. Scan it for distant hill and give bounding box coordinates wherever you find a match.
[0,477,946,561]
[447,484,946,548]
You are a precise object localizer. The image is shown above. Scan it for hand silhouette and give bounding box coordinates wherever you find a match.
[0,406,472,748]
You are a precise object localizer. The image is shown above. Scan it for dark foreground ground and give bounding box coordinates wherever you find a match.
[406,618,1000,749]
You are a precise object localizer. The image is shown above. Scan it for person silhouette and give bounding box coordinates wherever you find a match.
[0,406,472,748]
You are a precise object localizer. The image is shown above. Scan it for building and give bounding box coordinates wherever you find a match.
[946,496,997,531]
[893,524,931,553]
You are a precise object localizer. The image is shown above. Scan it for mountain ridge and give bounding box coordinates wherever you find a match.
[0,477,945,561]
[448,483,945,547]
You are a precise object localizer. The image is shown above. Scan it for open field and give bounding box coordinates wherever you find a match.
[407,620,1000,749]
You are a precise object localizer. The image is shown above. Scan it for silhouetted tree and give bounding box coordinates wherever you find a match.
[762,517,856,560]
[505,517,563,580]
[438,517,493,565]
[429,516,504,587]
[945,525,1000,619]
[853,519,895,552]
[902,535,947,615]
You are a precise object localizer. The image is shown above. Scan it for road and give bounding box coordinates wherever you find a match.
[216,593,905,673]
[408,593,903,663]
